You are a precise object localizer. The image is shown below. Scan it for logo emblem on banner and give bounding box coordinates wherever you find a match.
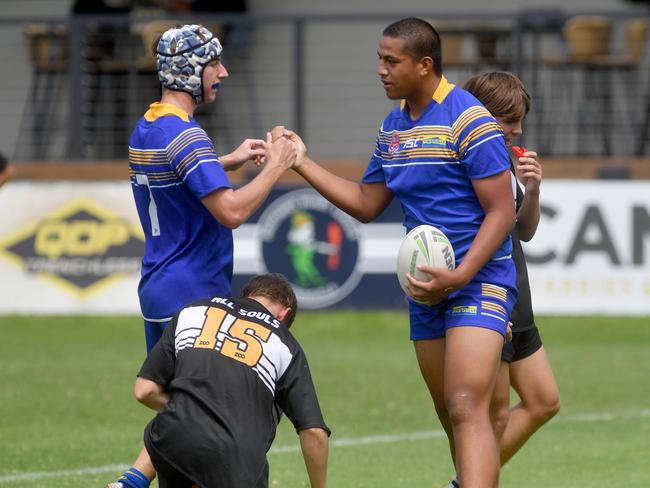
[257,189,363,308]
[0,198,144,297]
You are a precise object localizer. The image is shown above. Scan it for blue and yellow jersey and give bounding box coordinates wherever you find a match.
[363,76,512,262]
[129,102,233,321]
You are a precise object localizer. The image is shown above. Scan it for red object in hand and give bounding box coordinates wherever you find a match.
[512,146,527,158]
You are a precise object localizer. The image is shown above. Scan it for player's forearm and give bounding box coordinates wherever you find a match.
[299,428,329,488]
[203,163,284,228]
[294,157,379,222]
[142,391,170,412]
[229,162,286,222]
[456,206,516,286]
[134,378,170,412]
[218,153,238,171]
[515,191,540,242]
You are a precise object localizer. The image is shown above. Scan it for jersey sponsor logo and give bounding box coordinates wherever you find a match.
[0,198,144,297]
[451,305,477,316]
[378,128,458,160]
[421,136,448,147]
[257,189,363,309]
[402,137,420,149]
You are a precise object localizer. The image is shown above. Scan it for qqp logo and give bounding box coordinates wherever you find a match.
[258,189,363,309]
[0,198,144,297]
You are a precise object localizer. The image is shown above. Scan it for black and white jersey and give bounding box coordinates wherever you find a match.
[139,296,329,488]
[510,164,535,332]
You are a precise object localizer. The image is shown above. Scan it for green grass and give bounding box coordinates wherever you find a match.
[1,314,649,487]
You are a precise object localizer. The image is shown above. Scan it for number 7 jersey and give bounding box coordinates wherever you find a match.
[128,102,233,322]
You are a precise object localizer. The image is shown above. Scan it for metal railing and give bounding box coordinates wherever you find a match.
[2,10,649,161]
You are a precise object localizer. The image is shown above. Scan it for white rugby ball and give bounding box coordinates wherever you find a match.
[396,224,455,299]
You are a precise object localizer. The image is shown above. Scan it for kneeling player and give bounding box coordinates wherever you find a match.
[134,274,330,488]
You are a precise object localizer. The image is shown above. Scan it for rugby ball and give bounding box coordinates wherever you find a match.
[396,224,455,299]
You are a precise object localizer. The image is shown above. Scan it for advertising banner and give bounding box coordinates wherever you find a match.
[521,181,650,315]
[0,181,648,315]
[0,182,143,314]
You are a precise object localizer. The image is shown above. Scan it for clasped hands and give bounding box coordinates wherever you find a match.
[221,125,306,172]
[267,125,307,170]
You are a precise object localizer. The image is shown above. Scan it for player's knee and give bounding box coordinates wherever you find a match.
[434,404,454,435]
[434,401,448,421]
[542,393,561,421]
[530,392,561,425]
[490,403,510,439]
[446,392,480,427]
[428,394,451,426]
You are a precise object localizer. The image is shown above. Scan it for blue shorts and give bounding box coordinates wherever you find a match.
[409,258,518,340]
[145,319,171,353]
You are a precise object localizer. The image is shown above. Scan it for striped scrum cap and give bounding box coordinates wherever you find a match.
[156,24,223,104]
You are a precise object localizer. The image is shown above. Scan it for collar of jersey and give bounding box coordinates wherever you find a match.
[144,102,190,123]
[400,75,455,112]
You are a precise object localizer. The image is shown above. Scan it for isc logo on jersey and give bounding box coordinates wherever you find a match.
[0,198,144,297]
[257,189,363,309]
[396,224,455,302]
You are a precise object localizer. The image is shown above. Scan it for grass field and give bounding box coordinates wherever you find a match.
[1,313,649,487]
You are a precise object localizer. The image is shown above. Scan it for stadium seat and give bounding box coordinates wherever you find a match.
[17,23,69,159]
[541,16,614,156]
[591,19,648,156]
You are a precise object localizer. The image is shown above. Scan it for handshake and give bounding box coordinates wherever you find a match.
[267,125,306,170]
[224,125,307,173]
[270,125,290,143]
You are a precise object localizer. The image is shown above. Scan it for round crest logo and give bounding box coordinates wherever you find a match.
[257,189,363,309]
[389,133,401,154]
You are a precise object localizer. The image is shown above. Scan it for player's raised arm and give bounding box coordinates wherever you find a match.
[219,138,268,171]
[201,133,297,228]
[285,130,394,223]
[514,148,542,242]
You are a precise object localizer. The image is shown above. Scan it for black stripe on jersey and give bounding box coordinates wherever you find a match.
[176,337,196,349]
[259,354,279,377]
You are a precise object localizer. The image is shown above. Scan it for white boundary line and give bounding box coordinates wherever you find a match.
[1,408,649,484]
[0,464,131,484]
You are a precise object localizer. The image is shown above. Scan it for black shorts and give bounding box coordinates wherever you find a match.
[145,434,269,488]
[145,442,199,488]
[501,325,543,363]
